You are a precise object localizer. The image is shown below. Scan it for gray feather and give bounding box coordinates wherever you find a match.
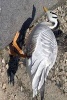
[26,23,58,97]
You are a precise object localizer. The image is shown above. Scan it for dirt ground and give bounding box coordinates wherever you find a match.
[0,3,67,100]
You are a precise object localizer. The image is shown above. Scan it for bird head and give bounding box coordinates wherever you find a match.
[43,7,59,29]
[43,7,57,23]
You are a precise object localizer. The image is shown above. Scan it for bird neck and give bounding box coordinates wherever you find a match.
[49,20,58,30]
[41,20,58,30]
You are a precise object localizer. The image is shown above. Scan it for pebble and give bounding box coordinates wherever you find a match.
[14,95,17,99]
[64,15,67,21]
[64,66,67,72]
[26,28,30,33]
[9,94,14,100]
[65,72,67,76]
[5,64,9,69]
[64,79,67,82]
[2,83,6,90]
[0,68,1,72]
[63,82,67,93]
[0,8,1,13]
[58,71,65,76]
[20,86,23,92]
[1,72,5,77]
[59,66,64,71]
[2,58,5,65]
[58,6,62,11]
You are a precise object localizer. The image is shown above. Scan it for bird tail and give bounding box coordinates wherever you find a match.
[32,59,50,97]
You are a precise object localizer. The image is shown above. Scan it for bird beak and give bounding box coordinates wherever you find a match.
[43,7,48,12]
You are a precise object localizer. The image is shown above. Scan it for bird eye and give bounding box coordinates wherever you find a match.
[50,12,56,15]
[52,16,57,18]
[50,12,57,18]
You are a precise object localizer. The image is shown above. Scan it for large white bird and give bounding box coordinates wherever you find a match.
[25,7,58,100]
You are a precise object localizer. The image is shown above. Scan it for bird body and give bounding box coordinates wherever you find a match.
[26,23,58,98]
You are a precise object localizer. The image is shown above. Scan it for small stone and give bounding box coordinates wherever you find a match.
[58,7,62,11]
[27,28,29,33]
[64,66,67,72]
[59,66,64,71]
[2,58,5,64]
[61,18,66,23]
[14,95,17,99]
[9,94,14,100]
[64,23,67,29]
[58,71,65,76]
[2,83,6,90]
[0,82,2,88]
[66,1,67,5]
[0,8,1,13]
[51,77,56,81]
[63,82,67,93]
[6,64,9,69]
[1,67,5,76]
[65,72,67,76]
[20,86,23,92]
[0,68,1,72]
[64,79,67,82]
[56,79,60,86]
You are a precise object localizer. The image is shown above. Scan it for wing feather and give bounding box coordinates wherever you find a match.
[26,23,58,97]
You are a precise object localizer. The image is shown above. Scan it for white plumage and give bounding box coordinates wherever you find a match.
[26,8,58,99]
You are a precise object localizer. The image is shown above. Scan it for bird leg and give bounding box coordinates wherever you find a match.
[8,31,27,58]
[40,82,45,100]
[12,31,22,55]
[9,43,18,56]
[41,90,44,100]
